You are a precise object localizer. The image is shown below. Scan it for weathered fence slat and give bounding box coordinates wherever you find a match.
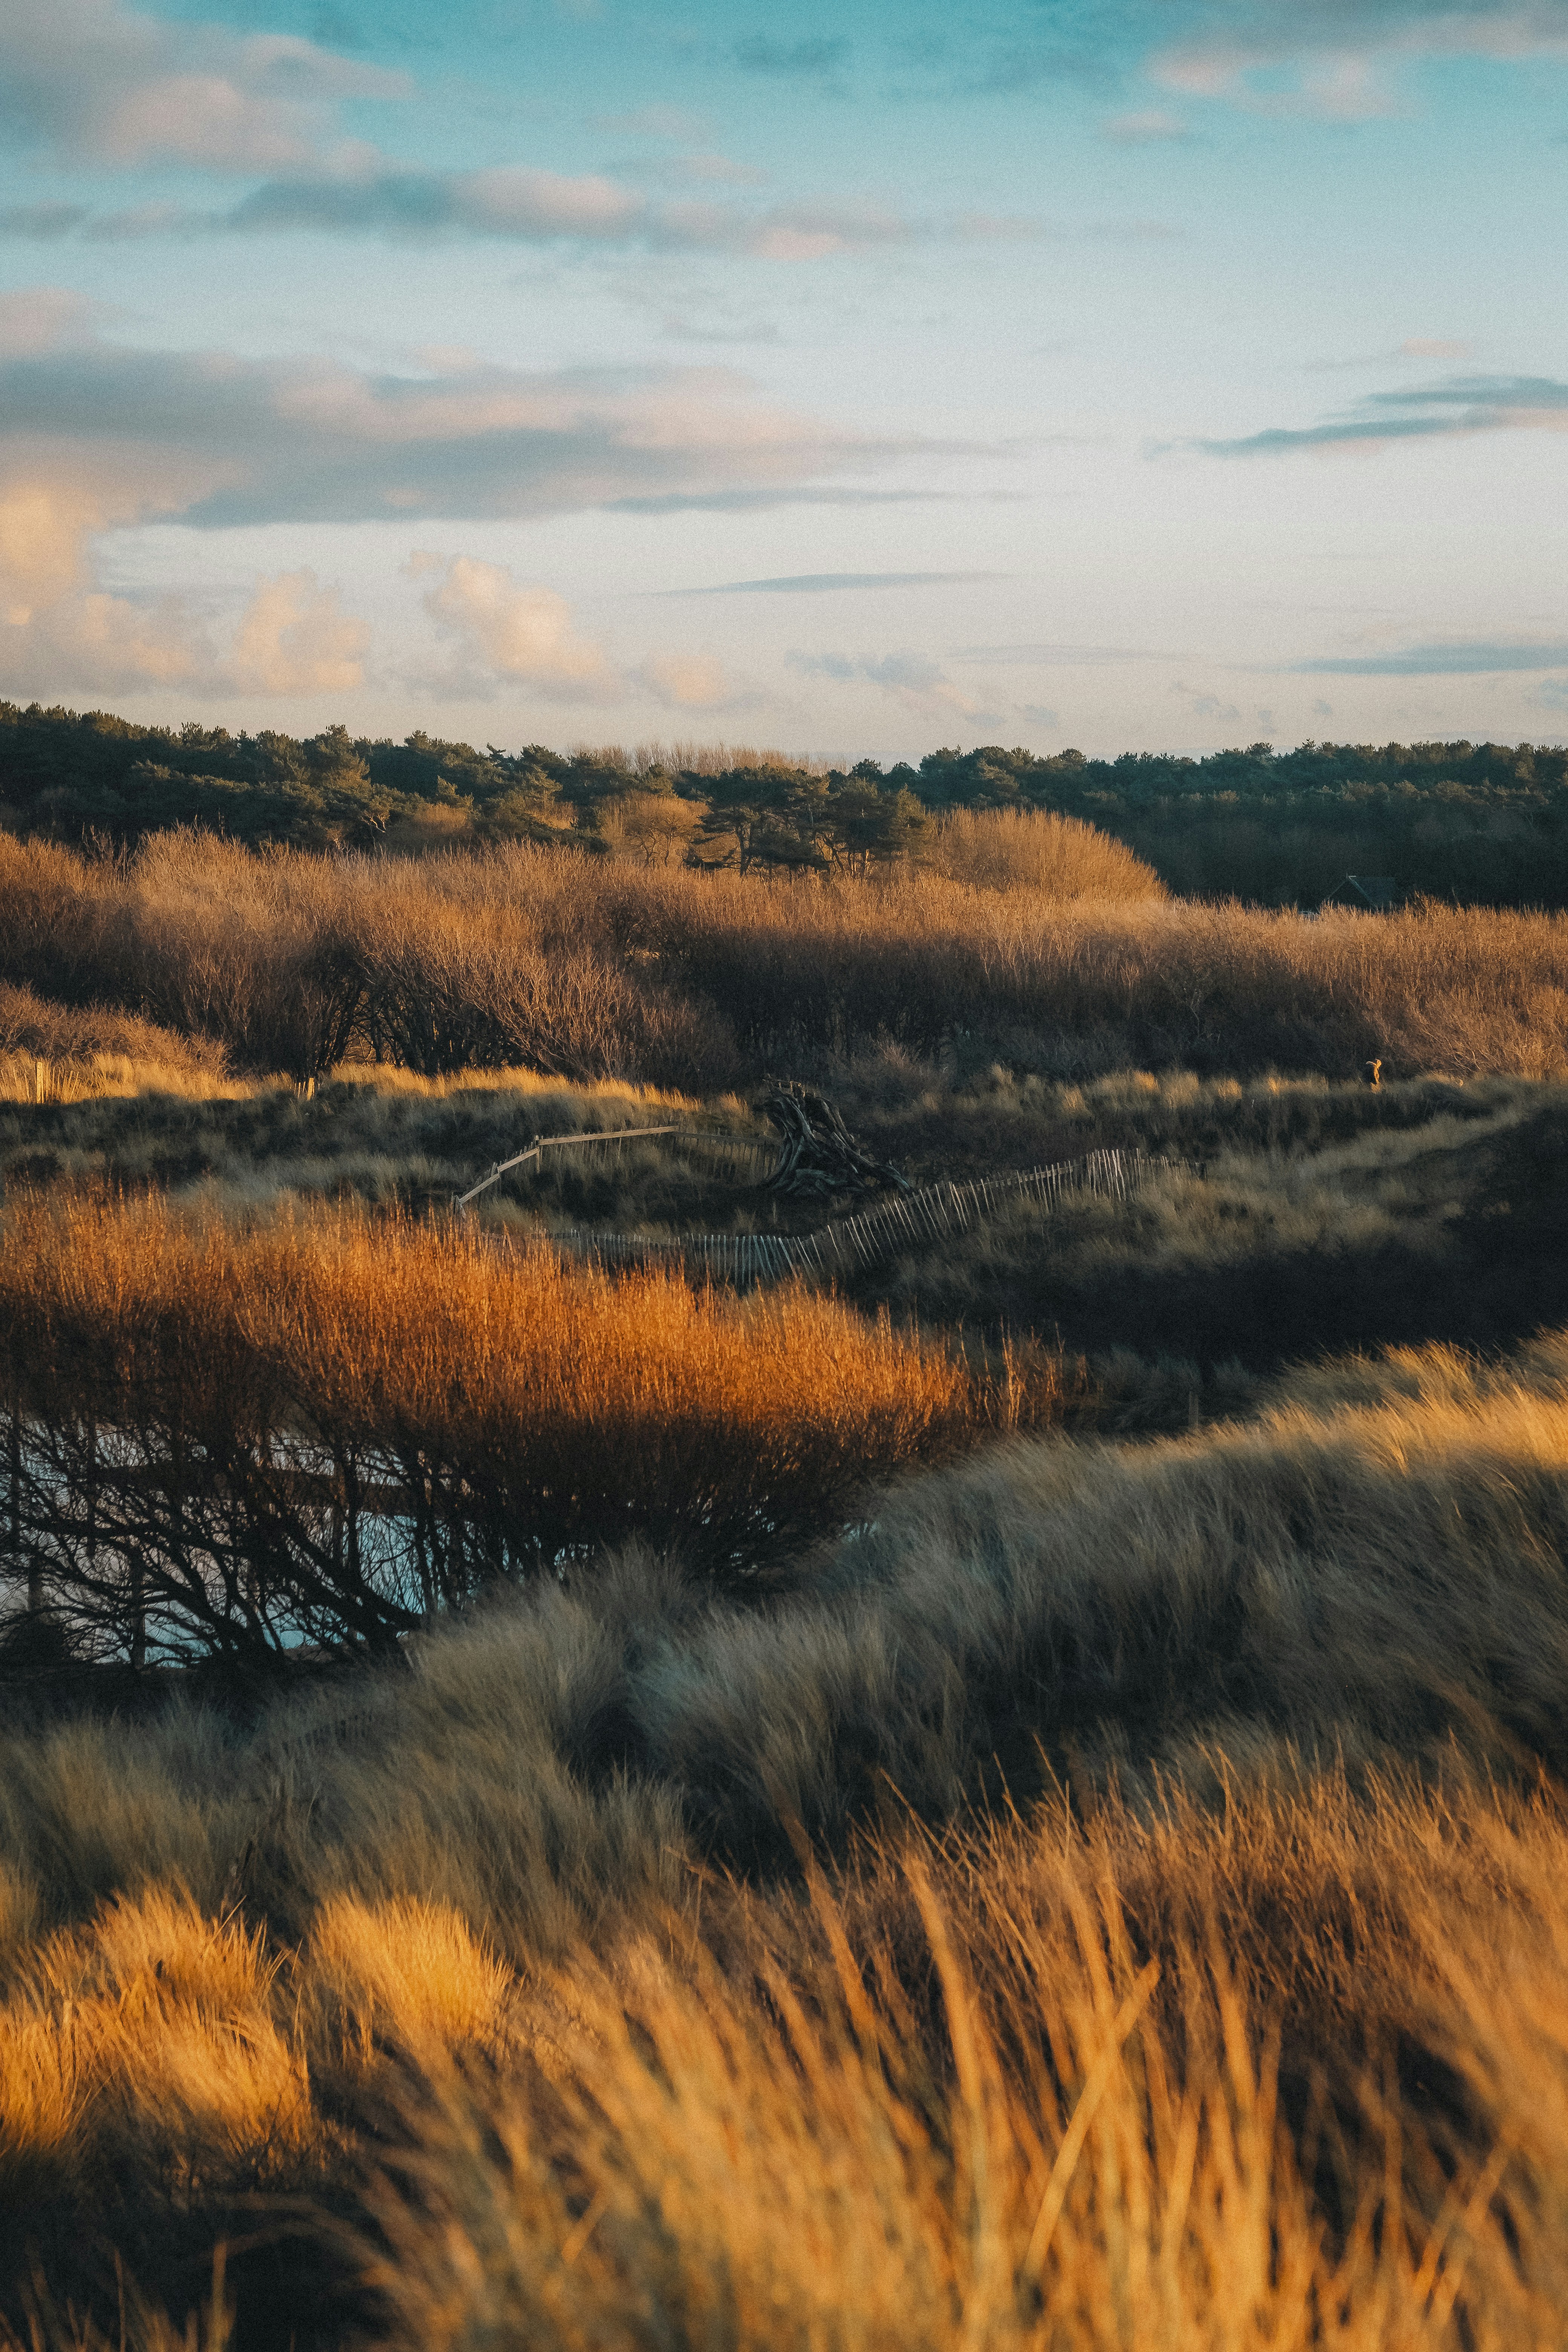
[541,1149,1186,1291]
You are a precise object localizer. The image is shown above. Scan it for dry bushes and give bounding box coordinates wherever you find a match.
[8,1326,1568,2338]
[0,983,231,1105]
[639,882,1568,1076]
[0,835,736,1092]
[0,1191,1081,1656]
[8,829,1568,1089]
[0,835,366,1086]
[351,845,733,1085]
[924,804,1165,899]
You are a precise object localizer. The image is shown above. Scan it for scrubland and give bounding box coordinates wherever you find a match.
[8,819,1568,2344]
[8,827,1568,1093]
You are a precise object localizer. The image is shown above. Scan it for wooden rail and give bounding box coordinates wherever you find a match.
[453,1124,774,1210]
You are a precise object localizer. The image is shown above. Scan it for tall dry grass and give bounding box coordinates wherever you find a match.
[364,1775,1568,2352]
[5,1326,1568,2337]
[0,835,736,1090]
[924,804,1165,899]
[0,1190,1081,1655]
[11,829,1568,1090]
[636,880,1568,1076]
[0,983,232,1105]
[6,1770,1568,2348]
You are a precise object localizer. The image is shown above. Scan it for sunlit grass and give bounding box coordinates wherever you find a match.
[9,827,1568,1092]
[7,1766,1568,2347]
[0,1190,1086,1621]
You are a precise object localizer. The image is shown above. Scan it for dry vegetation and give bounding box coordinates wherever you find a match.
[0,982,232,1106]
[923,803,1164,898]
[836,1078,1568,1374]
[0,1191,1082,1658]
[9,822,1568,2344]
[5,1337,1568,2343]
[7,826,1568,1092]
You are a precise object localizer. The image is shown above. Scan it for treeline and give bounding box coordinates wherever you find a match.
[5,699,1568,903]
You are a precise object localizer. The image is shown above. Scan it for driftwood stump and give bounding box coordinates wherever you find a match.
[757,1089,912,1200]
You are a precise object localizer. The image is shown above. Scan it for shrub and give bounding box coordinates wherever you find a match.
[923,804,1165,898]
[0,1191,1082,1660]
[9,831,1568,1092]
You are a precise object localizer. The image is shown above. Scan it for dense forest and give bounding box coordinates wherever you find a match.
[3,697,1568,904]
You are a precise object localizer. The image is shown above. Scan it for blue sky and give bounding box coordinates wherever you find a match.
[2,0,1566,758]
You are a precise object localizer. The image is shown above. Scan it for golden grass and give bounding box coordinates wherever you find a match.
[7,1769,1568,2347]
[11,1247,1568,2342]
[308,1894,512,2065]
[0,1056,247,1107]
[0,982,235,1104]
[0,1191,1083,1628]
[325,1060,721,1112]
[924,804,1166,899]
[11,827,1568,1091]
[0,1886,309,2205]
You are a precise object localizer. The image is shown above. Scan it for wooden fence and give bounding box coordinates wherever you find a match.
[550,1147,1181,1290]
[453,1122,775,1209]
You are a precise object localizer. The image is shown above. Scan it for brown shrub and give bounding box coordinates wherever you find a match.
[0,1191,1081,1656]
[635,880,1568,1075]
[0,833,738,1090]
[924,804,1166,899]
[7,829,1568,1088]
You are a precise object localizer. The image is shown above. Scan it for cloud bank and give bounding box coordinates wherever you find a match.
[1193,374,1568,455]
[0,0,406,172]
[1153,0,1568,116]
[1296,639,1568,674]
[0,292,902,542]
[0,291,930,699]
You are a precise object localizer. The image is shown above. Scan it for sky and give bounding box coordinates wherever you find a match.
[1,0,1566,762]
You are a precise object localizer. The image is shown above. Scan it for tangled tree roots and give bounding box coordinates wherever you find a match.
[758,1088,912,1200]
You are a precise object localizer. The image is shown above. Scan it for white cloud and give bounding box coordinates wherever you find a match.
[420,555,622,701]
[0,302,954,705]
[0,466,165,608]
[0,547,369,700]
[217,173,945,256]
[0,303,906,532]
[453,167,645,238]
[1152,0,1568,116]
[0,285,97,356]
[0,0,407,172]
[638,653,732,707]
[1191,371,1568,455]
[1169,681,1243,723]
[26,168,1042,259]
[229,569,368,694]
[2,585,210,692]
